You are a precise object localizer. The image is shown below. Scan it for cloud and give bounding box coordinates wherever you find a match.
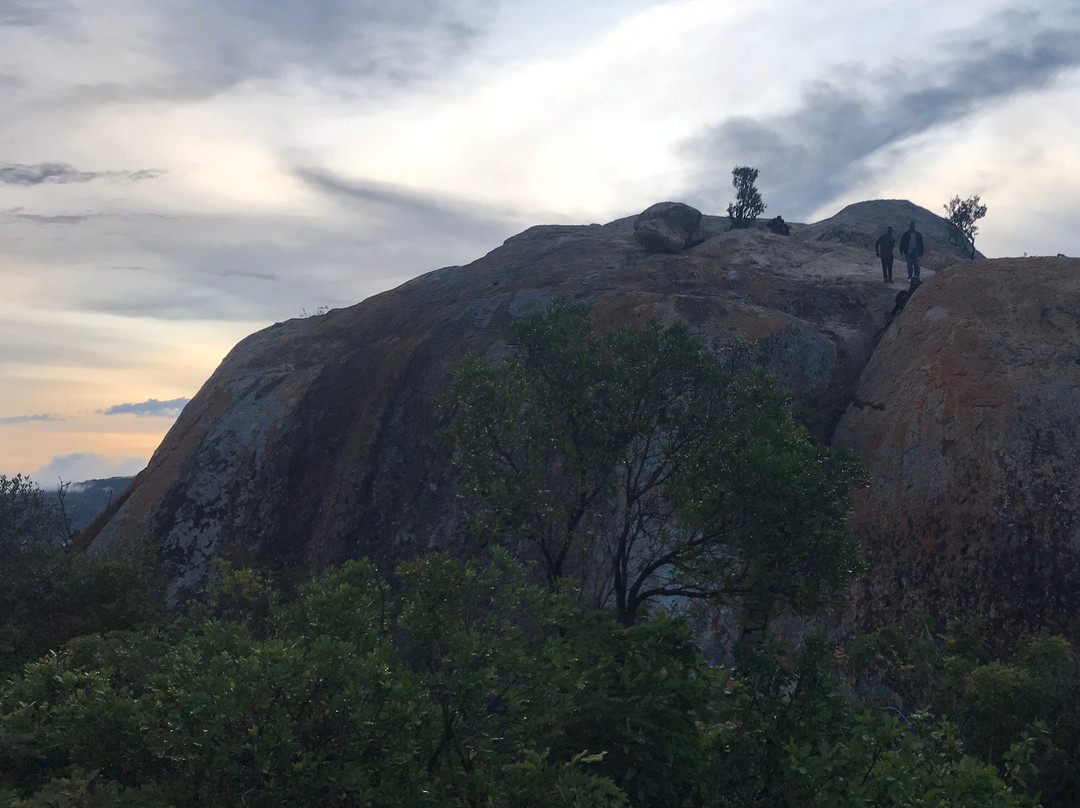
[96,0,497,102]
[0,0,70,27]
[0,162,162,186]
[102,397,190,418]
[296,166,514,233]
[681,8,1080,218]
[8,211,95,225]
[31,452,145,486]
[122,169,163,182]
[0,413,64,425]
[0,162,96,185]
[48,175,519,323]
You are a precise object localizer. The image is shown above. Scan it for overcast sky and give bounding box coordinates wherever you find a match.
[3,0,1079,484]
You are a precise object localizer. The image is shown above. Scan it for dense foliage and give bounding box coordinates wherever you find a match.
[0,555,690,806]
[1,553,1064,807]
[1,305,1073,806]
[844,613,1080,808]
[0,475,163,676]
[0,474,65,548]
[447,298,864,629]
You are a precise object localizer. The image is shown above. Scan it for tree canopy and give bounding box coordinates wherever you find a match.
[446,297,865,629]
[0,475,162,676]
[944,194,988,259]
[728,165,766,229]
[0,474,65,548]
[0,553,1053,808]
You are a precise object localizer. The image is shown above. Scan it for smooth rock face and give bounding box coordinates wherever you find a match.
[85,199,988,613]
[834,257,1080,641]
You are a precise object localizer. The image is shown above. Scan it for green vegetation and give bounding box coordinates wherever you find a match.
[0,555,684,806]
[1,554,1064,807]
[727,166,766,229]
[446,298,864,629]
[0,303,1074,806]
[0,475,164,676]
[0,474,65,547]
[944,194,988,259]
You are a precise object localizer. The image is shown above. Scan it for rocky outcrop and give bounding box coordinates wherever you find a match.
[801,199,985,270]
[633,202,706,253]
[84,199,996,617]
[834,257,1080,641]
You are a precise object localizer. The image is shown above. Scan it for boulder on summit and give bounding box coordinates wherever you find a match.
[633,201,705,253]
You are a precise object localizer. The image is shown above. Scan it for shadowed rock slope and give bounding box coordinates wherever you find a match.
[834,256,1080,640]
[84,200,987,612]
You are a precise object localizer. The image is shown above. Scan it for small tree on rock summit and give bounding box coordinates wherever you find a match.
[728,166,766,229]
[944,194,987,260]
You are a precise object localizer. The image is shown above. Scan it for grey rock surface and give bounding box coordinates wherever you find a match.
[85,199,1003,621]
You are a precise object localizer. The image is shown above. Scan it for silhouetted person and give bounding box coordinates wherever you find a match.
[875,226,895,282]
[898,220,924,282]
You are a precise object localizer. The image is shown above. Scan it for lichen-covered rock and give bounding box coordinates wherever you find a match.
[83,200,977,609]
[833,257,1080,642]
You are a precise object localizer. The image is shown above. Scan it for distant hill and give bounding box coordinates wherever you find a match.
[53,477,133,532]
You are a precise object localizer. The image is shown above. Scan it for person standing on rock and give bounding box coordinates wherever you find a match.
[899,221,924,282]
[875,226,895,283]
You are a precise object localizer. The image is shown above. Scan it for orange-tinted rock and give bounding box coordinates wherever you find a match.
[84,200,979,608]
[834,257,1080,641]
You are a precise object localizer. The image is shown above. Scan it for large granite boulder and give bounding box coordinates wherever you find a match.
[633,201,706,253]
[84,202,931,606]
[834,257,1080,641]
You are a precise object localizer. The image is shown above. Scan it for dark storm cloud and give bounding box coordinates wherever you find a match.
[102,398,190,418]
[0,414,64,425]
[140,0,494,100]
[0,162,163,186]
[683,8,1080,219]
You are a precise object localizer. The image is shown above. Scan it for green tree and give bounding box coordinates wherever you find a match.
[843,615,1080,807]
[785,711,1038,808]
[728,165,766,229]
[3,554,1046,808]
[944,194,987,259]
[552,611,718,805]
[0,554,668,806]
[0,476,162,675]
[447,297,864,629]
[0,474,66,547]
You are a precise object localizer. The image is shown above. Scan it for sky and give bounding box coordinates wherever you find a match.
[3,0,1079,485]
